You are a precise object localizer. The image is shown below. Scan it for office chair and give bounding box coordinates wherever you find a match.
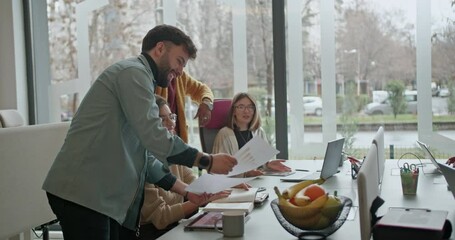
[357,143,380,240]
[0,109,25,128]
[199,99,232,154]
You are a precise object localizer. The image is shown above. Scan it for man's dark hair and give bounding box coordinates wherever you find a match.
[142,24,197,59]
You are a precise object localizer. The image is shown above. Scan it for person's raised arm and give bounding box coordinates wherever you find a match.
[192,152,237,175]
[167,149,237,174]
[180,72,214,126]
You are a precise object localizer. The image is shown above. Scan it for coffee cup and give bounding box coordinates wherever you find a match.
[214,210,245,237]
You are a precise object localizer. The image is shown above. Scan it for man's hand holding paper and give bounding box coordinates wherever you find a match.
[185,136,279,194]
[185,174,256,193]
[228,135,280,176]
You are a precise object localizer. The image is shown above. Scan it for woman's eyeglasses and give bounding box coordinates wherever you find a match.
[234,105,255,111]
[159,113,177,122]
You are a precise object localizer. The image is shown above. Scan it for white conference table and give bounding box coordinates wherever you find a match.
[158,160,455,240]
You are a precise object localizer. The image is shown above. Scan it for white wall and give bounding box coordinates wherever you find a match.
[0,0,28,122]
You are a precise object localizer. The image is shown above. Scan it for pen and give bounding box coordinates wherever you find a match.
[295,169,309,172]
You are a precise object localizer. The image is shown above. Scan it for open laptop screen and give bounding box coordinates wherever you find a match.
[416,140,441,172]
[320,138,345,179]
[280,138,345,182]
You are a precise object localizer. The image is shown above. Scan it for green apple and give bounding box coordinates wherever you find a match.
[320,194,342,220]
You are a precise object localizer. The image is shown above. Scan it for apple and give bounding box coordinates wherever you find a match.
[290,188,311,206]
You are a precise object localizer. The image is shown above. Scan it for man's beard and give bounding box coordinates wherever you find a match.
[156,68,170,88]
[155,51,172,88]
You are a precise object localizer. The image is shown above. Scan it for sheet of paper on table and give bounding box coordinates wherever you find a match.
[185,174,256,194]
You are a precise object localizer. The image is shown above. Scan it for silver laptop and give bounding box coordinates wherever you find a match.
[280,138,345,182]
[416,140,441,173]
[437,163,455,199]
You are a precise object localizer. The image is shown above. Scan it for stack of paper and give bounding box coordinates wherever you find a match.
[202,202,254,214]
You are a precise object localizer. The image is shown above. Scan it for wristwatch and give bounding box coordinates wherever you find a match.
[202,99,213,111]
[198,155,211,169]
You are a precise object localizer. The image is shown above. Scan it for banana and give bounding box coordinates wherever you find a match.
[290,192,311,206]
[287,212,322,229]
[275,187,335,229]
[274,186,318,219]
[286,213,332,230]
[278,201,319,219]
[304,193,328,209]
[273,186,295,207]
[282,178,325,199]
[275,187,329,219]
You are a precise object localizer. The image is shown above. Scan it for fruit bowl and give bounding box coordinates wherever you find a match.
[271,195,352,239]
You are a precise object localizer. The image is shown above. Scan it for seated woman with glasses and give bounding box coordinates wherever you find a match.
[212,92,291,177]
[139,95,228,239]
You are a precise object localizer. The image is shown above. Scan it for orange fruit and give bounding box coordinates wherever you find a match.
[303,184,326,201]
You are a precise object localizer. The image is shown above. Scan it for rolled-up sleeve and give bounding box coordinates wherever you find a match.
[145,155,176,190]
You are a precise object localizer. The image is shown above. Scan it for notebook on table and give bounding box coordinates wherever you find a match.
[201,188,258,214]
[437,163,455,199]
[202,202,254,214]
[280,138,345,182]
[416,141,442,174]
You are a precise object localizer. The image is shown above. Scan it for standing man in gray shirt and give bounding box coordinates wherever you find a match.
[42,24,237,240]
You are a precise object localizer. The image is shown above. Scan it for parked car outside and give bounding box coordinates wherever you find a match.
[439,88,450,97]
[364,90,417,115]
[303,96,323,116]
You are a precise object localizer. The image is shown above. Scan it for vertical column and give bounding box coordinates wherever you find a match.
[320,0,337,143]
[162,0,177,26]
[417,0,455,154]
[286,0,304,157]
[416,0,432,138]
[1,0,28,123]
[232,0,248,94]
[272,0,288,159]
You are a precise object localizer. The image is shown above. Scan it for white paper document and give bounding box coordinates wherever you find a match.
[186,136,278,194]
[212,187,259,203]
[185,174,256,194]
[227,135,280,176]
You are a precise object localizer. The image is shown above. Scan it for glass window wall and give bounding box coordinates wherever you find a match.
[33,0,455,158]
